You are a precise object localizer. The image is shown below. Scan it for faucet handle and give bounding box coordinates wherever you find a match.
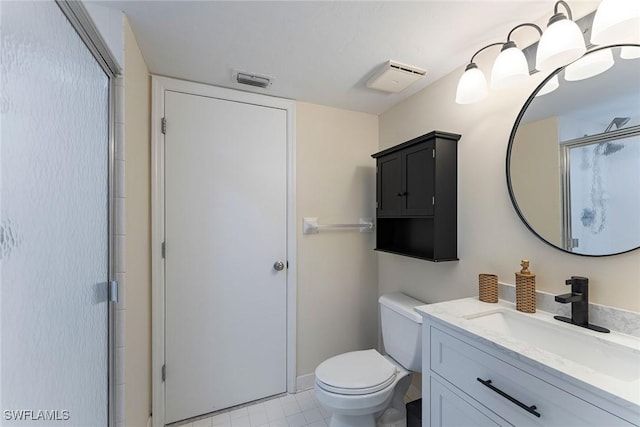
[567,276,589,293]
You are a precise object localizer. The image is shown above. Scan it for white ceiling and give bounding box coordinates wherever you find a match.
[95,0,572,114]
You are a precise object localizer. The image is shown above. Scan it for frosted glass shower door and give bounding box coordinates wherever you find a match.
[1,2,110,425]
[567,135,640,255]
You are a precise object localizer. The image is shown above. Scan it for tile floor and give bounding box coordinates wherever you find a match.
[176,390,329,427]
[177,385,421,427]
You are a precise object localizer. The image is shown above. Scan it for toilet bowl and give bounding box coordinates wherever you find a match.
[315,350,412,427]
[314,293,424,427]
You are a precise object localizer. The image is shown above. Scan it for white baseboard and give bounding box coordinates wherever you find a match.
[296,373,315,392]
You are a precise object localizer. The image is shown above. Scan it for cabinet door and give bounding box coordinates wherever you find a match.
[402,143,435,216]
[377,152,402,217]
[430,377,510,427]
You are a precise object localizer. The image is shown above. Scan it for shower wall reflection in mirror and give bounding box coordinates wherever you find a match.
[562,128,639,255]
[508,45,640,256]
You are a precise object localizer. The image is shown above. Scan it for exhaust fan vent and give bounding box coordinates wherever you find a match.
[236,72,272,88]
[367,60,426,93]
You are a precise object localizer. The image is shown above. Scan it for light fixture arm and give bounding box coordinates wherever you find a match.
[507,23,543,42]
[470,42,505,64]
[554,0,573,20]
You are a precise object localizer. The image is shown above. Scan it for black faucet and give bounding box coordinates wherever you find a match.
[554,276,610,333]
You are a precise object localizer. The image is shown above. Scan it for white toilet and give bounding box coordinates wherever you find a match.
[314,292,424,427]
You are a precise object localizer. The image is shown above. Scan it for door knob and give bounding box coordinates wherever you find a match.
[273,261,285,271]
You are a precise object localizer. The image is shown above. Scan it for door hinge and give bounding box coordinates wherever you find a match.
[432,196,435,205]
[108,280,118,303]
[432,149,435,158]
[161,117,167,134]
[161,242,166,258]
[162,364,166,382]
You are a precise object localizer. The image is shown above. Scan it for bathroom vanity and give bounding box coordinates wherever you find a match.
[416,299,640,426]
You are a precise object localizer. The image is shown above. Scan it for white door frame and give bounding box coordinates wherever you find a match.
[151,76,297,427]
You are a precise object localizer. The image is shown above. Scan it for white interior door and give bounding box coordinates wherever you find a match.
[164,90,288,424]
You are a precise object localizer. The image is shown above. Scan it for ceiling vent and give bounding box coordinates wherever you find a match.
[366,61,426,93]
[235,71,272,88]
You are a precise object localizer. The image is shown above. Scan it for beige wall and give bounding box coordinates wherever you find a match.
[511,116,562,247]
[116,1,639,421]
[124,18,152,426]
[296,102,379,376]
[378,54,640,312]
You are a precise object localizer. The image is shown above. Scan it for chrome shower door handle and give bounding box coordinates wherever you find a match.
[273,261,285,271]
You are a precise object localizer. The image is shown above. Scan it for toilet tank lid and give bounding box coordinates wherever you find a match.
[379,292,424,323]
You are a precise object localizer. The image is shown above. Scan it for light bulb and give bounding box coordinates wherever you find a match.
[491,42,530,90]
[536,17,586,72]
[621,46,640,59]
[565,48,614,81]
[456,63,488,104]
[536,75,559,97]
[591,0,640,46]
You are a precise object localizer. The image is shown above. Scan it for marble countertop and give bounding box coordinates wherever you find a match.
[416,298,640,410]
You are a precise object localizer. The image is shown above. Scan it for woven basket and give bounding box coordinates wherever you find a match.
[516,273,536,313]
[478,274,498,303]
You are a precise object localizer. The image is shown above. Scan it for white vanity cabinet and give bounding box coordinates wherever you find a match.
[422,317,639,427]
[429,376,508,426]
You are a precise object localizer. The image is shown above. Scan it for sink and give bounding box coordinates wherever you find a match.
[464,309,640,382]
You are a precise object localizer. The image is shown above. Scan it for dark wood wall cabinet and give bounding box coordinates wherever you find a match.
[372,131,461,262]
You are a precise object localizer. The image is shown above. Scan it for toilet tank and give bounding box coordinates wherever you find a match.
[379,292,425,372]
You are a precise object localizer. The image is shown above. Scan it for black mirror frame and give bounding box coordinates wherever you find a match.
[506,44,640,257]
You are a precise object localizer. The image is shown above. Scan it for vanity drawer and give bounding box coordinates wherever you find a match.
[429,376,512,427]
[429,326,634,427]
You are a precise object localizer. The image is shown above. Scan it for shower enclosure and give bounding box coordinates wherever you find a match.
[560,124,640,255]
[1,1,118,425]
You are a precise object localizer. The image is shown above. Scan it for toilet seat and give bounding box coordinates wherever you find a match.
[315,349,397,396]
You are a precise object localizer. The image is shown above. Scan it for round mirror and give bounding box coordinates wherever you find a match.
[507,45,640,256]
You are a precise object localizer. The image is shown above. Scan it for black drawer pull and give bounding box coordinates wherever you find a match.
[477,377,541,418]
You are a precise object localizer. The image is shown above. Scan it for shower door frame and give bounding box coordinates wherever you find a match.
[559,125,640,252]
[54,2,121,425]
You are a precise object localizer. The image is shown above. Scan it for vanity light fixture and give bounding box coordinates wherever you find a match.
[491,23,543,90]
[535,75,559,97]
[591,0,640,46]
[536,1,586,72]
[455,42,503,104]
[620,45,640,59]
[564,48,614,81]
[454,1,637,104]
